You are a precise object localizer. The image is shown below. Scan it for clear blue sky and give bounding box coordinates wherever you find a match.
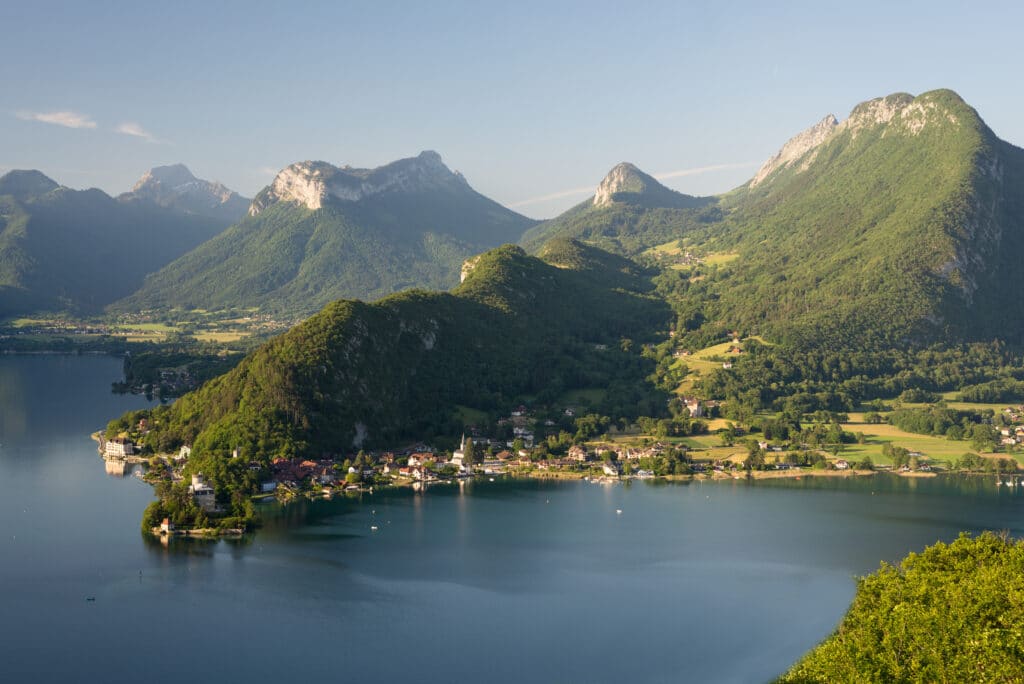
[2,0,1022,218]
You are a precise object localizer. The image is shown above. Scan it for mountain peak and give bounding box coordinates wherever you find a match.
[589,161,708,212]
[122,164,248,224]
[750,89,979,189]
[132,164,197,192]
[0,169,61,199]
[250,151,467,216]
[839,89,977,138]
[593,162,660,207]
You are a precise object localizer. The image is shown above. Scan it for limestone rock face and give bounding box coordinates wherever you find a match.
[752,91,975,188]
[751,114,838,187]
[593,162,647,207]
[250,151,467,216]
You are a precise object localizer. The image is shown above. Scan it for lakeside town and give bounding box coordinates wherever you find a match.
[98,396,1024,538]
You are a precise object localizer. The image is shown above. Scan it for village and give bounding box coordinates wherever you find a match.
[102,390,1024,540]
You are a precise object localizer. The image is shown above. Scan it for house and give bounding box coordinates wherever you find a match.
[159,518,174,534]
[564,407,576,417]
[408,453,431,467]
[176,445,192,461]
[189,472,217,512]
[834,459,850,470]
[602,463,619,477]
[260,481,278,493]
[722,362,733,370]
[684,398,703,418]
[511,405,528,417]
[104,437,134,458]
[568,445,588,462]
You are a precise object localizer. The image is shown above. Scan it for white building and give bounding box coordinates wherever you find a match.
[451,434,472,473]
[189,472,217,512]
[104,437,134,458]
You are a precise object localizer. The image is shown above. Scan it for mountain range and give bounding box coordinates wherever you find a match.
[4,87,1023,355]
[116,151,536,315]
[0,168,236,317]
[102,86,1024,464]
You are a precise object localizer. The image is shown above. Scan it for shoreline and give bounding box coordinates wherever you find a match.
[152,526,244,538]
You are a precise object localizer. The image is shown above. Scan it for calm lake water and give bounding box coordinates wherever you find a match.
[3,355,1024,683]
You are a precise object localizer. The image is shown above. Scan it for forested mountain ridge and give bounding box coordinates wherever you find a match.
[118,151,537,315]
[669,89,1024,348]
[0,170,227,317]
[127,239,669,459]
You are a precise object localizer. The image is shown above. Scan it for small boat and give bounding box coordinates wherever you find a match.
[370,526,379,531]
[616,509,623,515]
[85,597,96,602]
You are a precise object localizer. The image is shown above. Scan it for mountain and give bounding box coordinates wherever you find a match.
[520,162,716,255]
[119,164,249,224]
[127,239,669,458]
[118,151,537,315]
[672,89,1024,348]
[0,171,228,317]
[0,170,60,200]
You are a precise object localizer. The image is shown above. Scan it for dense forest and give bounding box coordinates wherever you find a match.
[111,239,670,464]
[777,533,1024,682]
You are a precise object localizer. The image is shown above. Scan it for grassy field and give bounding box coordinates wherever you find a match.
[110,322,178,333]
[672,339,748,394]
[645,240,686,256]
[454,405,489,427]
[703,252,740,266]
[842,415,1024,466]
[193,331,248,343]
[559,388,608,407]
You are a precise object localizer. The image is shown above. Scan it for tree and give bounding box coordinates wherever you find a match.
[779,533,1024,683]
[463,437,476,467]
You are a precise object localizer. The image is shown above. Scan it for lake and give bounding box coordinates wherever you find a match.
[2,354,1023,683]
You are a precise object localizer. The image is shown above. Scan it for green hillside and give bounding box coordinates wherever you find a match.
[0,171,227,318]
[671,89,1024,349]
[123,239,669,458]
[119,152,537,315]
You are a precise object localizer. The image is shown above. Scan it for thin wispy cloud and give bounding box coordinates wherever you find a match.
[509,161,760,208]
[508,185,595,208]
[16,110,97,129]
[652,161,759,181]
[115,121,163,143]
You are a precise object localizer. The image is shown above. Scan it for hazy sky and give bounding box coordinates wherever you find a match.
[2,0,1022,218]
